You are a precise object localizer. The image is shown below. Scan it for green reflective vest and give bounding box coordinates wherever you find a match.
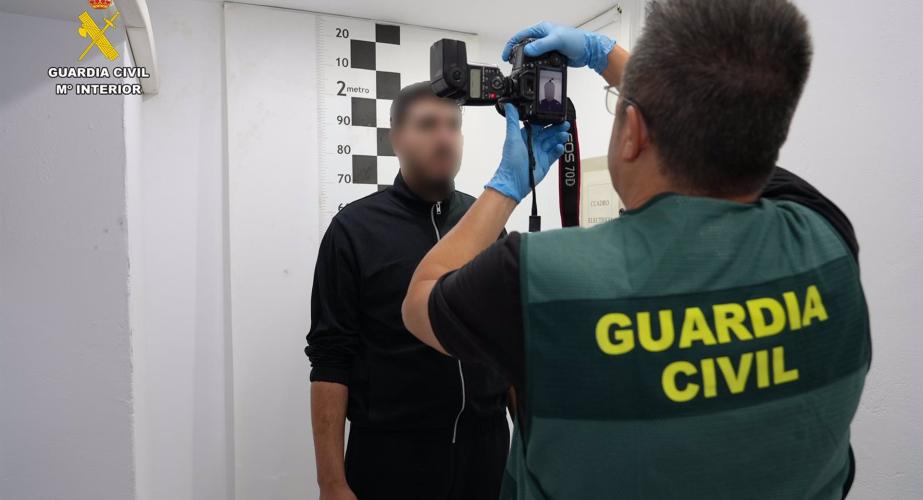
[502,194,870,500]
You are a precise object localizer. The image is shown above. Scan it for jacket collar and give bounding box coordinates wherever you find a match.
[391,171,454,212]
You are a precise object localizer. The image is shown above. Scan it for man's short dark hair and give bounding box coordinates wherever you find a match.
[621,0,812,196]
[390,81,461,128]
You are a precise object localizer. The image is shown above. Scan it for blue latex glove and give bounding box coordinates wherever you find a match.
[501,22,616,74]
[486,104,571,202]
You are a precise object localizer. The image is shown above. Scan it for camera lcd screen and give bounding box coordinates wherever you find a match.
[469,68,481,99]
[538,69,563,114]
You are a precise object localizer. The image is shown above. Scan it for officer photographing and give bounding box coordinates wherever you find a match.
[402,1,870,498]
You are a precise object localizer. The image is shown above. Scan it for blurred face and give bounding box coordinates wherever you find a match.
[391,97,463,186]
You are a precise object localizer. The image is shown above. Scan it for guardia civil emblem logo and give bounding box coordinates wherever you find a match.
[77,0,120,61]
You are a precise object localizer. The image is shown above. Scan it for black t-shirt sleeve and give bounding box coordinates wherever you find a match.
[428,232,525,388]
[762,166,859,261]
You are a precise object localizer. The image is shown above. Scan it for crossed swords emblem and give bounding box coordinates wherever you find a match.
[78,10,120,61]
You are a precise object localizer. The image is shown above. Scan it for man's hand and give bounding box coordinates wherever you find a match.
[485,104,570,202]
[501,21,615,74]
[311,382,351,500]
[319,482,357,500]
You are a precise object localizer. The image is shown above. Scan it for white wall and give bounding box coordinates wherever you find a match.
[781,1,923,497]
[0,10,134,500]
[130,1,233,500]
[224,4,319,499]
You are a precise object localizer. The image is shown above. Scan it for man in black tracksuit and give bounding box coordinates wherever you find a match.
[305,82,509,500]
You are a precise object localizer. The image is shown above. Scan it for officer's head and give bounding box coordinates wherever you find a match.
[390,82,463,192]
[608,0,812,206]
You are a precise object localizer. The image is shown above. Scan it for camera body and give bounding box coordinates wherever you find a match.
[430,38,568,124]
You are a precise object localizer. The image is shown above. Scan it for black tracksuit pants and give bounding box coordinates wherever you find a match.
[345,414,509,500]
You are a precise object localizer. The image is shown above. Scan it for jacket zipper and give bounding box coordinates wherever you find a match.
[431,201,465,444]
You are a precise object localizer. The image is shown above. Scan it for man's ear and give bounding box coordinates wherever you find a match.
[620,106,647,162]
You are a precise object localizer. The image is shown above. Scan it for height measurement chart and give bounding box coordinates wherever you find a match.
[316,15,475,235]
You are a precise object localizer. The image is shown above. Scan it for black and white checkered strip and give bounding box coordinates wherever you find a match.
[349,23,402,191]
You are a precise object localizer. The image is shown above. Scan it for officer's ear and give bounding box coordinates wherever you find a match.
[619,104,649,162]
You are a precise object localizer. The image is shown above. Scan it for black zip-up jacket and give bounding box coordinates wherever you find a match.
[305,173,509,433]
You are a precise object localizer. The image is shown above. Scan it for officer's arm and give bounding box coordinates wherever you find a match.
[601,45,631,88]
[402,189,517,354]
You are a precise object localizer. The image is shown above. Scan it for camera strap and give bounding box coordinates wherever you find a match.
[558,98,581,227]
[525,125,541,232]
[525,98,580,233]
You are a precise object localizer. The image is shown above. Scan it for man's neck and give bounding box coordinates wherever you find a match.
[620,176,673,210]
[622,179,759,210]
[401,168,452,203]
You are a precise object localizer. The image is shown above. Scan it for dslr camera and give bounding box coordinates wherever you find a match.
[430,38,568,124]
